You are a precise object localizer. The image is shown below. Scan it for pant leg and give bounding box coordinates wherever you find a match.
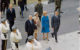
[39,16,41,21]
[14,0,16,5]
[2,40,7,50]
[9,21,14,31]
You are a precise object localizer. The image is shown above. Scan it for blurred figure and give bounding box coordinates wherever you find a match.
[35,0,43,21]
[1,0,10,14]
[14,0,16,5]
[18,0,25,18]
[54,0,63,14]
[23,0,28,11]
[25,36,42,50]
[25,15,36,42]
[41,11,50,41]
[0,18,10,50]
[51,11,60,43]
[33,12,41,40]
[6,4,16,31]
[10,26,22,50]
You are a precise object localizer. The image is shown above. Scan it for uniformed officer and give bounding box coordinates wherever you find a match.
[10,26,22,50]
[35,0,43,21]
[0,18,10,50]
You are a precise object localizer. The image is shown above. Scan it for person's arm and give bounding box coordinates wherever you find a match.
[51,16,54,28]
[25,21,28,33]
[13,8,16,19]
[6,9,9,20]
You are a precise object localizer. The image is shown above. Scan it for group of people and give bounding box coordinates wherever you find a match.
[0,0,62,50]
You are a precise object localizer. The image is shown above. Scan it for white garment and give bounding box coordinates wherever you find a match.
[25,39,42,50]
[10,29,22,50]
[0,20,9,40]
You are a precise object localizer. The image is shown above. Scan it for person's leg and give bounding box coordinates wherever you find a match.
[39,16,41,21]
[9,21,14,31]
[14,0,16,5]
[21,6,24,17]
[2,40,4,50]
[47,33,49,40]
[34,30,37,40]
[43,33,45,40]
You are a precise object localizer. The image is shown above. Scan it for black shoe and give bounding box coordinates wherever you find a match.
[51,33,54,38]
[55,40,58,43]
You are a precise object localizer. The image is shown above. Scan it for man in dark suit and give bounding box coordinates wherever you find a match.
[25,15,36,42]
[35,0,43,21]
[6,4,16,31]
[51,11,60,43]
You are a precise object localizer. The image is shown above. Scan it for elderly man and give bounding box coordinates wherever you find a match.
[51,11,60,43]
[10,26,22,50]
[25,15,36,42]
[6,4,16,31]
[0,18,10,50]
[25,36,41,50]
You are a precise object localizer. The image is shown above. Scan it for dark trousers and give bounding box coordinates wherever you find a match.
[20,6,24,16]
[2,40,7,50]
[14,0,16,5]
[39,16,41,21]
[25,33,33,43]
[15,43,18,48]
[9,21,14,31]
[52,24,60,41]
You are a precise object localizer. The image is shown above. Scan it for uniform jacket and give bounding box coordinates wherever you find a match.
[41,16,50,33]
[35,3,43,16]
[25,19,36,34]
[0,20,9,40]
[51,15,60,28]
[25,39,41,50]
[6,8,16,21]
[10,29,22,50]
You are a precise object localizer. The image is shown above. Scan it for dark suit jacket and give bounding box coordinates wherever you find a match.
[6,8,16,21]
[51,15,60,28]
[25,19,36,34]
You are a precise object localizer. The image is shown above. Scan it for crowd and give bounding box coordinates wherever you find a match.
[0,0,62,50]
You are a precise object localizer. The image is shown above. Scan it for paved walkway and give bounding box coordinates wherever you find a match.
[7,31,79,50]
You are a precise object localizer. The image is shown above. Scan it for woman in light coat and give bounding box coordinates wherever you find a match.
[10,26,22,50]
[33,12,41,40]
[0,18,10,50]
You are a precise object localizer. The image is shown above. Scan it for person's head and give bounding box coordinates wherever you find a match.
[1,18,6,24]
[38,0,41,3]
[43,11,47,16]
[54,11,59,16]
[29,15,32,20]
[9,4,13,9]
[34,12,38,17]
[12,26,17,33]
[28,36,34,43]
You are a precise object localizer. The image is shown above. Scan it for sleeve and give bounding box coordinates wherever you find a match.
[25,21,28,32]
[51,16,54,28]
[6,10,9,20]
[13,8,16,19]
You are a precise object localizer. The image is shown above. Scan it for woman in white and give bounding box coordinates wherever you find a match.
[10,26,22,50]
[25,36,42,50]
[33,12,41,40]
[0,18,10,50]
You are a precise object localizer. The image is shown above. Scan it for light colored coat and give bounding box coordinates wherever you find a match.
[0,20,9,40]
[10,29,22,50]
[25,39,42,50]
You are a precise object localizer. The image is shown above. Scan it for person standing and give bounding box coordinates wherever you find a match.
[0,18,10,50]
[41,11,50,41]
[35,0,43,21]
[54,0,63,14]
[23,0,28,11]
[25,15,36,42]
[51,11,60,43]
[33,12,41,40]
[10,26,22,50]
[18,0,25,18]
[25,36,42,50]
[6,4,16,31]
